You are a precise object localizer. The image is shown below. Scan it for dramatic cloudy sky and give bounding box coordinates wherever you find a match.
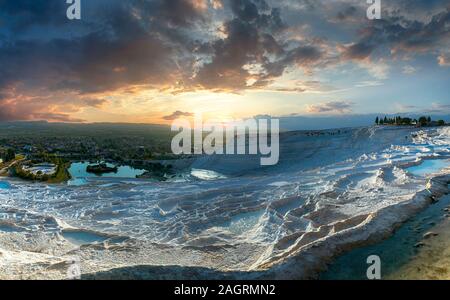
[0,0,449,123]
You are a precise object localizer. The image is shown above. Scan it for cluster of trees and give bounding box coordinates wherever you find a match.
[375,116,416,125]
[0,148,15,162]
[14,153,71,183]
[35,153,65,165]
[13,165,50,181]
[375,116,446,127]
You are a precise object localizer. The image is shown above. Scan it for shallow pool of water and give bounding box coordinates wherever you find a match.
[191,169,227,181]
[0,181,11,189]
[62,230,109,246]
[68,162,146,180]
[406,159,450,176]
[67,178,88,186]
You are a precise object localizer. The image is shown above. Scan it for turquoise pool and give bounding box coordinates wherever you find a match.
[406,159,450,177]
[0,181,11,189]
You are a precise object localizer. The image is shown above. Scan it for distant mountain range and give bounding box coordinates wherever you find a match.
[1,113,450,133]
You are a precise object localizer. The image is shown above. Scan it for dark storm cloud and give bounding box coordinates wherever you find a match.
[0,0,449,121]
[0,0,200,94]
[193,0,324,91]
[390,9,450,53]
[340,5,450,60]
[341,41,376,60]
[395,0,450,12]
[280,46,323,68]
[253,45,324,88]
[0,0,207,121]
[0,0,67,32]
[2,0,448,96]
[336,6,358,21]
[194,0,286,90]
[129,0,208,27]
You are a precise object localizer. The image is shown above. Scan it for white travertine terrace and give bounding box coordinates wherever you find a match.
[1,126,449,279]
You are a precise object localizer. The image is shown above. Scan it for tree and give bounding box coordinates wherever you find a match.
[418,116,428,126]
[375,117,379,125]
[402,118,412,125]
[427,116,432,123]
[4,149,15,162]
[438,120,446,126]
